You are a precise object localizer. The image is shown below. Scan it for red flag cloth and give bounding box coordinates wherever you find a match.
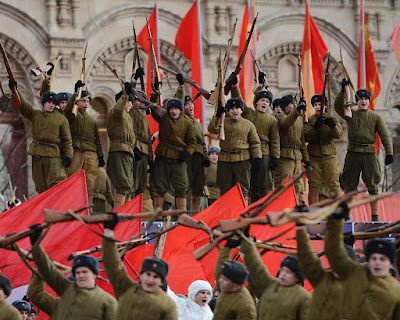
[391,23,400,64]
[175,0,204,124]
[357,0,381,153]
[301,1,328,117]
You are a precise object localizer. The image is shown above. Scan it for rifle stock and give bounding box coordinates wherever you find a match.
[132,20,145,91]
[219,216,267,232]
[217,53,225,140]
[193,232,232,260]
[320,52,331,117]
[178,214,222,237]
[0,40,21,109]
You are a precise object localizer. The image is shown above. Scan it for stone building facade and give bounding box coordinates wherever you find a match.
[0,0,399,198]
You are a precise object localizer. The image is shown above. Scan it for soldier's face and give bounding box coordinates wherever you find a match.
[209,152,218,164]
[218,275,240,293]
[28,313,37,320]
[19,311,29,320]
[0,288,6,301]
[256,98,270,113]
[77,98,89,112]
[195,290,211,307]
[368,253,392,278]
[228,107,243,120]
[284,103,294,114]
[74,266,97,289]
[313,102,327,113]
[184,102,194,116]
[358,97,370,110]
[273,106,282,115]
[139,271,163,293]
[278,266,299,287]
[43,101,56,112]
[168,107,181,120]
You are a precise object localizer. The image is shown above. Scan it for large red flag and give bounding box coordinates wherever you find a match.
[301,0,328,117]
[391,23,400,64]
[357,0,381,153]
[175,0,204,126]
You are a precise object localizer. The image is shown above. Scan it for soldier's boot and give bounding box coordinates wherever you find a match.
[154,194,164,211]
[176,197,187,210]
[191,196,202,212]
[114,193,126,209]
[308,192,319,205]
[370,198,380,222]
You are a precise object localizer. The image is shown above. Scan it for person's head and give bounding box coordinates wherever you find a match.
[166,98,183,120]
[0,274,12,301]
[56,92,71,111]
[219,261,248,293]
[365,238,396,278]
[28,305,36,320]
[184,95,194,117]
[188,280,213,307]
[226,98,244,120]
[139,257,169,293]
[356,89,371,110]
[132,90,147,111]
[208,147,220,164]
[272,98,282,115]
[72,255,99,289]
[254,90,273,113]
[277,255,304,287]
[115,90,135,112]
[311,94,328,114]
[41,92,58,112]
[12,300,31,320]
[279,94,295,114]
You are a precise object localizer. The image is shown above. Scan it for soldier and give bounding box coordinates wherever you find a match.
[102,216,178,319]
[65,80,104,205]
[56,92,71,115]
[30,228,117,320]
[272,98,282,116]
[212,237,257,319]
[231,73,280,203]
[28,305,37,320]
[92,167,114,213]
[335,81,393,221]
[11,300,31,320]
[150,98,196,211]
[274,94,310,204]
[241,236,311,319]
[303,95,343,204]
[208,98,262,205]
[325,211,400,319]
[0,274,21,320]
[9,80,73,194]
[107,83,136,209]
[205,147,220,205]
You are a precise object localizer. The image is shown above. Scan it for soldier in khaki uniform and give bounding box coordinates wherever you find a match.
[65,80,104,205]
[27,274,59,320]
[9,81,73,194]
[231,75,280,203]
[150,98,197,211]
[93,167,114,213]
[208,98,262,205]
[272,98,283,116]
[205,147,220,205]
[303,95,343,204]
[39,77,70,116]
[274,94,309,204]
[107,83,136,209]
[0,274,21,320]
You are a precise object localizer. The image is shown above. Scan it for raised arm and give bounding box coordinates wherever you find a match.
[27,273,59,316]
[64,93,77,121]
[17,90,34,120]
[39,78,51,97]
[214,247,232,293]
[276,109,300,129]
[334,92,352,121]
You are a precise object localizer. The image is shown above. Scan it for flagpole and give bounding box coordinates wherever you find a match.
[156,4,161,65]
[197,0,205,130]
[361,0,367,88]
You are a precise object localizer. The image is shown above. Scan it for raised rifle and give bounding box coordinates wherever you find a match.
[320,52,331,117]
[0,40,21,109]
[76,42,88,101]
[222,18,238,77]
[224,13,258,95]
[132,20,145,91]
[250,50,268,88]
[339,45,359,106]
[146,17,162,103]
[216,53,225,141]
[31,55,63,83]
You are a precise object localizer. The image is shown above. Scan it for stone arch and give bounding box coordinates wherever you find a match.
[387,65,400,108]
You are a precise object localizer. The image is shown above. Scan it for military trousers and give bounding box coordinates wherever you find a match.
[217,160,251,198]
[32,156,66,194]
[308,155,341,204]
[188,153,206,196]
[151,156,188,198]
[250,155,274,203]
[66,149,98,197]
[107,151,134,196]
[133,153,148,196]
[92,198,107,214]
[274,157,304,204]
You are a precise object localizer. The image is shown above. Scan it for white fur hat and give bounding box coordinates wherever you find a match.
[187,280,213,303]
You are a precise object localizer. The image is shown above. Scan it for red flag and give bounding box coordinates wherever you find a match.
[391,23,400,64]
[175,0,204,125]
[301,0,328,117]
[357,0,381,153]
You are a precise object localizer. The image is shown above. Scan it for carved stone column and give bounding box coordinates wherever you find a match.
[57,0,72,28]
[46,0,58,33]
[71,0,79,28]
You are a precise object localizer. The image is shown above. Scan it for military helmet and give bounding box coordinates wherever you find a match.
[56,92,71,103]
[254,90,273,106]
[226,98,244,111]
[12,300,31,312]
[41,92,58,105]
[356,88,371,102]
[166,98,184,111]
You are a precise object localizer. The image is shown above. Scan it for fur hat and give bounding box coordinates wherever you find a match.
[365,238,396,264]
[272,98,281,109]
[221,261,248,285]
[311,94,329,107]
[279,94,295,110]
[79,90,92,101]
[30,305,37,314]
[356,88,371,102]
[184,95,193,104]
[188,280,213,303]
[226,98,244,111]
[166,98,184,112]
[254,90,273,106]
[280,255,304,285]
[208,147,220,155]
[0,274,12,297]
[41,92,58,105]
[140,257,169,281]
[56,92,71,103]
[12,300,31,312]
[72,254,99,275]
[115,90,136,102]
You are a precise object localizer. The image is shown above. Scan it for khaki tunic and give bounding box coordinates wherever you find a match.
[0,300,21,320]
[205,162,220,200]
[93,167,114,212]
[130,108,152,157]
[326,219,400,319]
[102,237,178,320]
[32,244,117,320]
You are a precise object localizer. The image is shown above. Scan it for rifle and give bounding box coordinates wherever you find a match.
[222,18,238,77]
[178,214,223,238]
[132,20,145,91]
[250,50,268,88]
[224,13,258,95]
[146,17,162,102]
[296,53,307,121]
[76,42,88,101]
[30,55,63,84]
[339,45,358,104]
[0,40,21,109]
[320,52,331,117]
[217,53,225,141]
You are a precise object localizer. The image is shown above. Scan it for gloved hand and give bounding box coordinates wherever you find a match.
[303,161,312,170]
[331,201,349,220]
[297,98,307,112]
[216,105,225,118]
[176,73,184,86]
[224,235,242,248]
[98,156,105,167]
[134,67,145,80]
[29,224,42,246]
[154,78,162,91]
[385,154,394,166]
[269,157,279,171]
[229,72,238,85]
[62,156,72,168]
[341,78,349,93]
[133,147,142,161]
[124,82,133,95]
[325,117,336,129]
[8,78,17,91]
[203,159,211,168]
[258,71,266,85]
[179,150,190,161]
[104,212,118,230]
[313,117,324,130]
[74,80,85,93]
[252,157,262,170]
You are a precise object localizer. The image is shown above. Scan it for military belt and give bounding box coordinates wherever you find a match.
[221,149,246,154]
[281,145,300,150]
[94,190,106,196]
[135,136,151,145]
[73,136,95,143]
[164,143,185,153]
[113,140,135,149]
[32,140,57,149]
[349,142,373,147]
[260,141,268,145]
